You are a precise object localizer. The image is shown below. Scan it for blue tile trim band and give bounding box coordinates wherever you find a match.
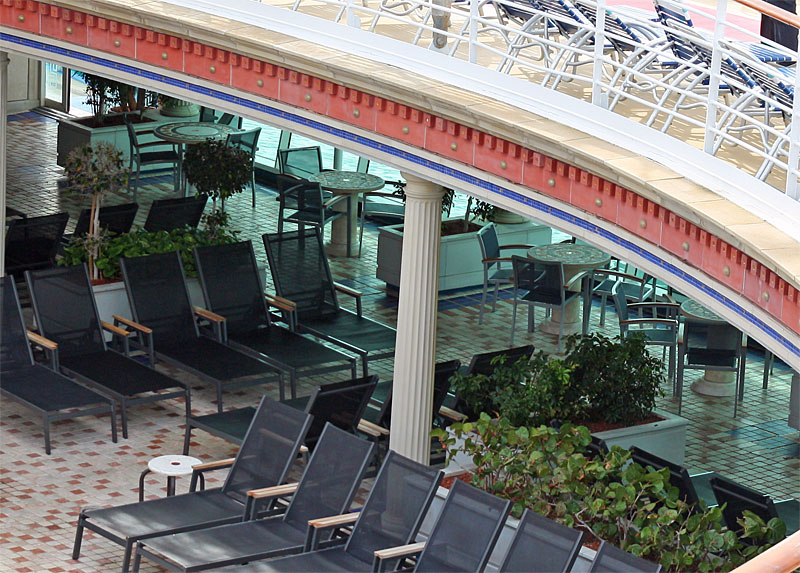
[2,31,797,360]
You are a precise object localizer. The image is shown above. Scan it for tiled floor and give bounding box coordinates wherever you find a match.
[2,112,798,571]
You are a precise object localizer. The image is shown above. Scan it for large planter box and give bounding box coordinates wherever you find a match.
[419,486,597,572]
[56,109,198,168]
[593,408,689,465]
[376,220,552,292]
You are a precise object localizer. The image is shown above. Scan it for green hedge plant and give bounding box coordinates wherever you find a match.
[434,416,784,572]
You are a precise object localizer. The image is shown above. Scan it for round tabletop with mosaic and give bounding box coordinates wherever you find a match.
[308,171,386,193]
[527,243,611,268]
[681,299,726,324]
[153,122,241,144]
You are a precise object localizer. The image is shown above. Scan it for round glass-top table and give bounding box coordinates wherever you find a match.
[527,244,612,340]
[308,171,385,257]
[154,122,242,196]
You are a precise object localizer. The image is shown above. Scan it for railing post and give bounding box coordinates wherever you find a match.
[346,0,361,27]
[785,29,800,199]
[430,0,452,52]
[703,0,727,154]
[469,0,478,64]
[591,0,608,107]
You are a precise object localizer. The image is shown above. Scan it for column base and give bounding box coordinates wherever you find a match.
[691,370,736,397]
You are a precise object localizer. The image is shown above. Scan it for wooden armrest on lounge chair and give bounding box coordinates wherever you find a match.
[334,283,363,315]
[112,315,153,334]
[374,541,426,561]
[439,406,467,422]
[27,330,57,350]
[248,482,298,499]
[309,512,359,529]
[102,321,131,337]
[265,293,296,312]
[192,457,236,471]
[358,419,390,438]
[194,307,226,322]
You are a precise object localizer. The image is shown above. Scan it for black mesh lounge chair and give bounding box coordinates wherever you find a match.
[497,509,584,573]
[194,241,357,400]
[72,396,312,572]
[630,446,703,507]
[710,475,799,537]
[25,264,190,439]
[589,541,662,572]
[143,196,207,232]
[0,277,117,454]
[227,449,443,571]
[263,228,396,376]
[5,212,69,279]
[71,202,139,237]
[120,251,283,412]
[133,424,375,572]
[183,375,378,454]
[374,478,511,573]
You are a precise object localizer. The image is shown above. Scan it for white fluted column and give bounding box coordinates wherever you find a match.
[389,173,444,464]
[0,51,9,277]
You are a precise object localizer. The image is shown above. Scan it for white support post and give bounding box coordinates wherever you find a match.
[430,0,452,53]
[0,51,9,277]
[703,0,727,154]
[469,0,479,64]
[388,173,444,464]
[785,29,800,199]
[591,0,607,108]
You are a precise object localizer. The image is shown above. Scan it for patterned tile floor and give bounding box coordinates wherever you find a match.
[2,112,799,571]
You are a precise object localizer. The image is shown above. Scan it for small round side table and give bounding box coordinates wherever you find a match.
[138,454,204,501]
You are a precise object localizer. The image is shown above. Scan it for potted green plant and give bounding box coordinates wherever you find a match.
[63,142,129,279]
[448,333,689,463]
[376,187,551,291]
[182,139,252,207]
[433,416,784,572]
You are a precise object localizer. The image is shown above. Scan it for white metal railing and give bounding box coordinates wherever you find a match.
[284,0,800,199]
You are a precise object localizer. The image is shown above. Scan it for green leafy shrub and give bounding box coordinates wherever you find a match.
[434,416,784,572]
[60,212,238,280]
[450,333,665,428]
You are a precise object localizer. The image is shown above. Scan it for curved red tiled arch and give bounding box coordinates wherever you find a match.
[1,0,798,339]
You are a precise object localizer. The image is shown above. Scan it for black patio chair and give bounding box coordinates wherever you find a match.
[143,196,207,232]
[25,264,190,439]
[72,396,312,572]
[279,181,349,248]
[124,113,180,200]
[132,424,375,572]
[193,241,357,400]
[498,509,584,572]
[119,251,283,412]
[374,478,511,572]
[70,202,139,237]
[183,375,378,454]
[630,447,703,507]
[278,145,325,179]
[226,127,261,207]
[235,449,443,571]
[589,541,662,572]
[5,212,69,279]
[0,277,117,454]
[263,228,396,376]
[710,475,799,538]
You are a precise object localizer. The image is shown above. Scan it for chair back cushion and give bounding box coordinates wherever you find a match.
[499,509,584,573]
[26,264,107,358]
[278,146,324,179]
[227,128,260,155]
[5,213,69,276]
[684,321,741,368]
[709,476,779,533]
[344,451,442,563]
[0,277,35,371]
[415,479,511,572]
[221,396,311,503]
[513,256,565,305]
[283,424,374,530]
[120,251,198,343]
[143,196,207,232]
[304,376,378,447]
[590,541,662,572]
[194,241,270,333]
[477,223,501,260]
[73,203,139,237]
[263,228,340,320]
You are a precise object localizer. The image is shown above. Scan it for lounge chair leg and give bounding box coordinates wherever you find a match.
[122,540,134,572]
[479,279,488,324]
[350,359,357,380]
[44,415,51,455]
[361,356,369,377]
[183,423,192,455]
[72,513,86,559]
[132,551,142,573]
[216,384,224,414]
[120,400,129,440]
[289,372,296,400]
[110,403,118,444]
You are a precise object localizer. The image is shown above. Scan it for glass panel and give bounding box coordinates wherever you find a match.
[44,62,64,106]
[68,71,92,117]
[241,117,282,167]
